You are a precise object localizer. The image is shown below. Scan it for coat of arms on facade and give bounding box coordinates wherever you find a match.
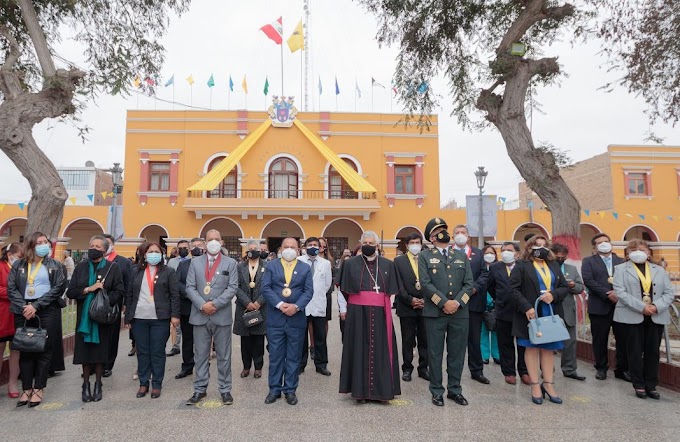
[268,96,298,127]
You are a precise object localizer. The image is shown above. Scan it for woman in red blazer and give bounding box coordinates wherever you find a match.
[0,243,22,398]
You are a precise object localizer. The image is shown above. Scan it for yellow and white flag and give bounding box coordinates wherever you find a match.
[287,20,304,53]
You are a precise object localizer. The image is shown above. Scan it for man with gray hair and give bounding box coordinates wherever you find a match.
[337,231,401,403]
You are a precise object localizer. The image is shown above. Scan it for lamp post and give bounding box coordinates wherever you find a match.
[474,166,488,248]
[107,163,123,238]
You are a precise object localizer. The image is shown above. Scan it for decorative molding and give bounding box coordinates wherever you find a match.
[137,192,180,198]
[384,194,426,200]
[128,129,240,135]
[384,152,427,158]
[137,149,182,155]
[326,132,437,139]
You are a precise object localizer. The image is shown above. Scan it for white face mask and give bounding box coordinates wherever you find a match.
[597,242,612,254]
[483,253,496,264]
[629,250,648,264]
[501,250,516,264]
[408,244,421,255]
[206,240,222,255]
[453,233,468,247]
[281,248,298,262]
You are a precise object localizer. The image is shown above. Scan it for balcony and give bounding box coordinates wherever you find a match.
[183,189,381,220]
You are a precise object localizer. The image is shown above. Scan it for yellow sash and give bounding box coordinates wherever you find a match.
[533,261,552,291]
[506,265,511,277]
[408,252,419,280]
[632,262,652,294]
[280,258,297,285]
[27,261,43,286]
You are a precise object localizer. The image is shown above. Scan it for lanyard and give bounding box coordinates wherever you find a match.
[145,266,157,298]
[27,261,43,285]
[408,252,419,280]
[533,261,552,291]
[205,253,222,284]
[248,262,259,287]
[633,262,652,294]
[281,258,297,285]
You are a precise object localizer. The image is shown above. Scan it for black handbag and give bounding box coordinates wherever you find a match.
[11,316,48,353]
[483,309,496,331]
[88,263,120,324]
[242,309,263,328]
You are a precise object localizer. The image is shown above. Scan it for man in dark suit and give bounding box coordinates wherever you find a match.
[486,241,530,385]
[261,237,314,406]
[451,225,489,384]
[394,232,428,382]
[175,237,205,379]
[582,233,629,381]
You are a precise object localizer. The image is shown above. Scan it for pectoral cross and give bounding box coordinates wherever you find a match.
[374,284,380,293]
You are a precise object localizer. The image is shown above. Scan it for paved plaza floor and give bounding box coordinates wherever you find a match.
[1,310,679,441]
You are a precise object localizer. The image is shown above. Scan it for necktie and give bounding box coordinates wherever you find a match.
[310,259,315,275]
[442,248,447,258]
[605,257,612,275]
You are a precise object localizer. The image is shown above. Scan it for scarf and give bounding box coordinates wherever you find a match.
[77,259,107,344]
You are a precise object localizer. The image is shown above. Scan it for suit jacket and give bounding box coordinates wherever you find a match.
[234,259,267,336]
[110,255,132,306]
[261,259,314,329]
[453,246,488,312]
[582,253,624,316]
[176,258,192,316]
[418,247,474,319]
[394,253,424,318]
[186,253,239,326]
[509,259,569,339]
[8,257,65,314]
[124,265,180,323]
[613,261,676,325]
[486,261,517,322]
[297,255,332,317]
[560,263,584,327]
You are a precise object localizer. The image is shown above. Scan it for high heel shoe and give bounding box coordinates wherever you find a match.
[93,381,103,402]
[82,382,92,403]
[28,389,42,408]
[530,382,543,405]
[541,382,563,404]
[16,390,32,407]
[8,387,20,399]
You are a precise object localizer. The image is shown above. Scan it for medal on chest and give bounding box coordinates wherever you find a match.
[415,281,421,291]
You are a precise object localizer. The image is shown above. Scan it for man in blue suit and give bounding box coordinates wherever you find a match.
[261,237,314,405]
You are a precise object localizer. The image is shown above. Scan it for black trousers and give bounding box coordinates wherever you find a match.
[14,306,59,390]
[301,316,328,370]
[132,319,170,390]
[621,317,664,390]
[590,310,628,373]
[104,316,122,372]
[496,318,528,377]
[399,315,428,374]
[241,334,265,370]
[339,317,346,343]
[467,311,484,375]
[179,314,194,371]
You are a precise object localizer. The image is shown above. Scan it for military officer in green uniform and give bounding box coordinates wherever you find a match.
[419,217,474,407]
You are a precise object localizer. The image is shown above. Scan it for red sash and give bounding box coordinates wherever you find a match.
[106,251,118,262]
[205,253,222,284]
[145,266,156,298]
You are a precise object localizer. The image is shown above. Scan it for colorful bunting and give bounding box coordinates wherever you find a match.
[69,197,77,205]
[145,77,155,86]
[17,202,25,210]
[652,215,659,222]
[133,76,141,88]
[639,214,645,220]
[164,75,174,87]
[612,213,619,220]
[598,212,605,219]
[87,194,94,202]
[417,81,429,94]
[667,216,673,221]
[584,209,590,216]
[101,191,108,200]
[0,204,5,212]
[625,214,633,218]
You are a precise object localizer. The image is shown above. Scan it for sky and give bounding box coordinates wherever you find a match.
[1,0,678,206]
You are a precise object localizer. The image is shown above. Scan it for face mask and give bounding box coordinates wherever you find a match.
[206,240,222,255]
[190,247,203,257]
[501,250,516,264]
[408,244,421,255]
[260,251,269,260]
[556,257,567,266]
[306,246,319,257]
[454,233,468,247]
[361,244,377,258]
[281,248,297,262]
[532,246,549,261]
[246,250,259,260]
[88,248,104,261]
[35,244,51,258]
[146,252,162,266]
[178,248,189,258]
[483,253,496,264]
[597,242,612,254]
[629,250,648,264]
[277,253,282,259]
[8,255,16,266]
[433,230,450,244]
[105,243,113,256]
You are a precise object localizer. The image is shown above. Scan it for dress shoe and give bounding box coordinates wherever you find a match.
[240,369,250,378]
[300,367,305,374]
[471,374,490,384]
[493,358,501,365]
[28,389,43,408]
[615,371,632,382]
[595,370,607,380]
[402,371,412,382]
[82,382,92,403]
[285,393,298,405]
[482,359,489,365]
[530,383,543,405]
[309,347,315,360]
[48,370,56,378]
[102,369,112,378]
[264,392,280,404]
[150,389,161,399]
[136,386,149,398]
[505,375,517,385]
[186,392,207,405]
[634,389,647,399]
[520,374,531,385]
[418,371,430,381]
[128,347,136,357]
[175,369,193,379]
[221,392,234,405]
[432,395,444,406]
[8,391,20,399]
[253,370,262,379]
[316,367,332,376]
[446,393,468,406]
[564,372,586,381]
[17,390,32,407]
[540,382,562,404]
[93,381,103,402]
[166,347,180,357]
[646,389,660,400]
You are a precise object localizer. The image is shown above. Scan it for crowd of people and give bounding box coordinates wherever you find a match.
[0,216,676,408]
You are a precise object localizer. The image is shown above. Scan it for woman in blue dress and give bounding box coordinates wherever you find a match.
[509,235,570,405]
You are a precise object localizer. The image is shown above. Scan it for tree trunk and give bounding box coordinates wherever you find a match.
[478,57,582,259]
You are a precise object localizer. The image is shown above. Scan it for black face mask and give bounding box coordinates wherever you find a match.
[532,247,550,261]
[178,248,189,258]
[434,230,450,244]
[306,246,319,257]
[191,247,203,257]
[88,248,104,261]
[246,250,258,260]
[556,257,567,266]
[361,244,376,257]
[260,251,269,260]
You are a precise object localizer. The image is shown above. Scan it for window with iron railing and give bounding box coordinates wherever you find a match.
[269,158,298,199]
[207,156,237,198]
[329,158,358,199]
[59,170,91,190]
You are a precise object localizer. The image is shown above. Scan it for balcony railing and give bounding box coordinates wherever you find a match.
[187,189,376,200]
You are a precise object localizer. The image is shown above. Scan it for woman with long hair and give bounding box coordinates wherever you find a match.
[480,245,500,365]
[7,232,66,407]
[0,243,22,398]
[510,235,569,405]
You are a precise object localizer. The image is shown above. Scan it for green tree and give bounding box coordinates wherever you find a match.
[0,0,190,240]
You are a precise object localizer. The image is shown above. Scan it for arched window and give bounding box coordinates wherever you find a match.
[268,158,298,199]
[207,156,237,198]
[329,158,358,199]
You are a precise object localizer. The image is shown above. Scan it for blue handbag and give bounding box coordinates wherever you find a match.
[527,298,570,345]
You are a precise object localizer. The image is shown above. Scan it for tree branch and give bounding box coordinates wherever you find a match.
[0,25,23,99]
[0,25,21,71]
[18,0,56,79]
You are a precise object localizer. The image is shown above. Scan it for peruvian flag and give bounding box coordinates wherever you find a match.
[260,17,283,45]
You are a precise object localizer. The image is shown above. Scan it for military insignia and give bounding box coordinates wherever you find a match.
[432,294,442,304]
[432,249,438,255]
[429,258,440,264]
[435,218,441,224]
[453,259,465,264]
[462,293,470,304]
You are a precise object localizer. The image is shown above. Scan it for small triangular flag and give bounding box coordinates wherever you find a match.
[652,215,659,222]
[625,214,633,218]
[612,213,619,220]
[69,197,77,205]
[101,191,108,200]
[598,212,605,219]
[584,209,590,216]
[639,214,645,220]
[17,202,25,210]
[0,204,5,211]
[667,216,673,221]
[108,192,114,197]
[87,194,94,202]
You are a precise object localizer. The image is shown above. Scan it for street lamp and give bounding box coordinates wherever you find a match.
[474,166,488,248]
[107,163,124,237]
